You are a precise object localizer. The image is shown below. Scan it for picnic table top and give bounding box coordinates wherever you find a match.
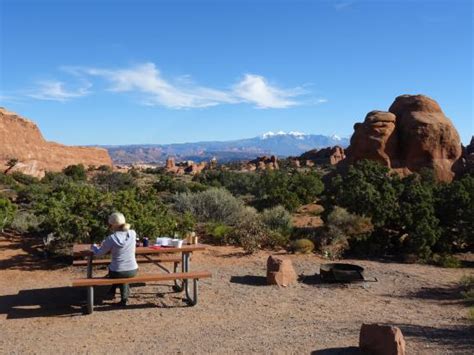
[72,243,208,257]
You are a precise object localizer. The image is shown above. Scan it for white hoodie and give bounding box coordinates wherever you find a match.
[92,230,139,272]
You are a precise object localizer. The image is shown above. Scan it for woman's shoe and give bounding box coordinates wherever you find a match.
[117,299,128,307]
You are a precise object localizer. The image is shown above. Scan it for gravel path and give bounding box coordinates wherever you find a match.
[1,235,473,354]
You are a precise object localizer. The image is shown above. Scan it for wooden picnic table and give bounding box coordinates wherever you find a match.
[72,243,210,314]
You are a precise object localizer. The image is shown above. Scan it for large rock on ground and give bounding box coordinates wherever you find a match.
[359,323,406,355]
[0,108,113,177]
[266,256,297,287]
[343,95,462,182]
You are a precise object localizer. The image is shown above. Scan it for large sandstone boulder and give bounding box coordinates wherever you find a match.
[343,95,462,182]
[266,256,297,287]
[345,111,398,167]
[0,108,112,177]
[359,323,406,355]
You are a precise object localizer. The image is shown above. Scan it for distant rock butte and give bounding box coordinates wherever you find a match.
[343,95,463,182]
[0,108,113,177]
[242,155,279,171]
[298,146,345,166]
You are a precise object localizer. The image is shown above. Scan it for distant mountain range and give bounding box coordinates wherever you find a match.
[103,131,350,165]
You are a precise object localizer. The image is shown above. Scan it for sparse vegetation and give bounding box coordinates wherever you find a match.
[290,238,315,254]
[0,160,472,258]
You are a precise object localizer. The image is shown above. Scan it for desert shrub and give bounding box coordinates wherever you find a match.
[265,230,290,250]
[434,174,474,252]
[41,171,71,187]
[290,238,314,254]
[319,206,374,257]
[229,207,269,253]
[174,211,196,236]
[187,181,208,193]
[431,254,461,268]
[328,160,400,227]
[153,175,189,194]
[398,175,440,259]
[98,165,113,172]
[93,171,136,192]
[460,275,474,321]
[10,172,40,185]
[63,164,87,181]
[0,197,16,232]
[254,170,324,211]
[205,223,234,245]
[173,188,245,225]
[261,205,292,235]
[10,210,42,234]
[111,188,181,238]
[0,172,18,187]
[194,170,259,196]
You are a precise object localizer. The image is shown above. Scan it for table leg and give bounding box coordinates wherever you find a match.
[183,252,198,305]
[86,254,94,314]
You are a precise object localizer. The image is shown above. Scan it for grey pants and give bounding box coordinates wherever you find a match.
[108,269,138,301]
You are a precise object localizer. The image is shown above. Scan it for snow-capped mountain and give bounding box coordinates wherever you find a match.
[105,132,349,164]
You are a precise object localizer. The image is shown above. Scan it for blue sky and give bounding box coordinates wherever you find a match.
[1,0,472,145]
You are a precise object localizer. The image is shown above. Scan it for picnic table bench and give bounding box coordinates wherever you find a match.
[72,244,211,314]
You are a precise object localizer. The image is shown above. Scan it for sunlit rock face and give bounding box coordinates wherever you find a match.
[344,95,462,182]
[0,107,112,177]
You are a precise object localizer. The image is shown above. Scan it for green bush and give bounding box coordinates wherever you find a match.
[205,223,234,245]
[265,230,289,250]
[93,171,136,192]
[261,205,292,234]
[153,175,189,194]
[254,170,324,211]
[0,197,16,232]
[173,188,245,225]
[431,254,461,268]
[290,238,314,254]
[63,164,87,181]
[229,207,269,253]
[319,206,374,258]
[11,172,40,185]
[10,210,42,234]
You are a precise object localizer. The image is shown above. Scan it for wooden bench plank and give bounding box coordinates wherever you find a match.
[72,256,181,266]
[72,271,212,287]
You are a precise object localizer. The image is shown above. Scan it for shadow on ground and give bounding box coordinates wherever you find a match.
[0,233,70,271]
[311,347,360,354]
[395,323,474,352]
[229,275,267,286]
[0,286,86,319]
[0,284,190,319]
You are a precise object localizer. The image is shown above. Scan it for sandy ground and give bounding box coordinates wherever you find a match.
[0,233,473,354]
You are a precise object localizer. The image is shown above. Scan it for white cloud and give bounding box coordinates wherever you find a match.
[28,80,90,102]
[232,74,304,109]
[26,62,322,109]
[83,63,235,109]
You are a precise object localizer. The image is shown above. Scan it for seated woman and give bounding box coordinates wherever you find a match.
[92,212,138,306]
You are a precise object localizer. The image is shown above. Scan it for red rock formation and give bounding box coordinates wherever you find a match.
[359,323,406,355]
[456,136,474,176]
[300,146,345,166]
[165,157,207,175]
[165,157,175,170]
[343,95,462,182]
[0,108,113,177]
[245,155,279,171]
[266,256,297,287]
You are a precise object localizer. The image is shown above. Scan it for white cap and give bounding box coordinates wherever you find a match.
[108,212,130,230]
